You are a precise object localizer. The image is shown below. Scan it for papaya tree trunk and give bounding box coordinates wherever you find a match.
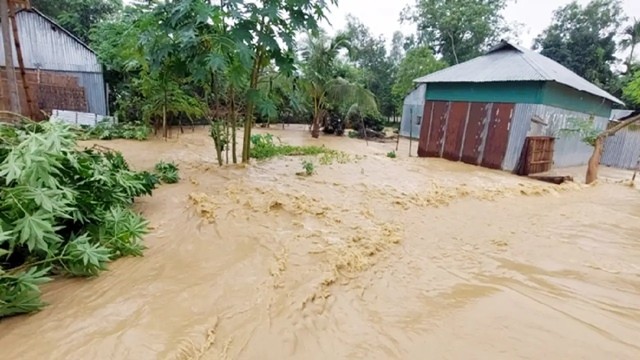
[586,114,640,184]
[242,50,262,163]
[162,77,168,140]
[230,87,237,164]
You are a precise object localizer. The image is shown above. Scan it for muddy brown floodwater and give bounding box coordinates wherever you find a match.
[1,125,639,359]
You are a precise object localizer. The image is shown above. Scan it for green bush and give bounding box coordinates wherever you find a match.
[0,121,159,318]
[302,160,315,176]
[81,121,151,141]
[387,151,397,158]
[250,134,329,160]
[154,161,180,184]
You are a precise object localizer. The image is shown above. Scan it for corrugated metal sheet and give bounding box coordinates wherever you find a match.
[601,128,640,169]
[0,10,101,72]
[72,71,107,115]
[400,84,425,138]
[610,109,634,121]
[414,41,622,105]
[503,103,608,171]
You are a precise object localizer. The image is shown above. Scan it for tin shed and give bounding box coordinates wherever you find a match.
[400,84,425,138]
[0,8,107,117]
[411,40,623,172]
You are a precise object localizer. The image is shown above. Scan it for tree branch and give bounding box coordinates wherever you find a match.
[599,114,640,138]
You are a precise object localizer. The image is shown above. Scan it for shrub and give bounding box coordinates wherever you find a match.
[81,121,151,141]
[302,160,315,176]
[250,134,329,160]
[387,151,397,158]
[154,161,180,184]
[0,121,159,317]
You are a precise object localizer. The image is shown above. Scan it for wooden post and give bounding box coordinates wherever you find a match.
[408,108,413,157]
[395,115,401,151]
[632,156,640,183]
[8,0,34,118]
[0,0,20,114]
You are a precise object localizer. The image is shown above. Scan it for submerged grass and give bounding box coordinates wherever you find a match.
[250,134,337,160]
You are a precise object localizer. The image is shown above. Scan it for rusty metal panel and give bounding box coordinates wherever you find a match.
[481,103,514,169]
[417,101,434,157]
[442,102,469,161]
[425,101,449,157]
[461,103,489,165]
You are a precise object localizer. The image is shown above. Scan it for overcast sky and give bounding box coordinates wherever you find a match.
[322,0,640,50]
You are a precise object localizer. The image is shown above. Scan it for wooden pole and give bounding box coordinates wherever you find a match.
[408,107,413,157]
[8,0,34,119]
[0,0,20,114]
[395,115,401,151]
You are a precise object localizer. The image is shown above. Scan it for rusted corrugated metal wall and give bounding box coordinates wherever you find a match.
[503,104,608,171]
[400,84,426,138]
[417,100,514,169]
[601,127,640,169]
[0,10,107,115]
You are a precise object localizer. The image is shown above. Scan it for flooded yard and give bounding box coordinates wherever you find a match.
[1,125,639,359]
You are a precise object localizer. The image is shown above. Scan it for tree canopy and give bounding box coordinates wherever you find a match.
[344,16,396,118]
[534,0,625,91]
[32,0,123,43]
[392,46,447,108]
[623,70,640,107]
[401,0,512,65]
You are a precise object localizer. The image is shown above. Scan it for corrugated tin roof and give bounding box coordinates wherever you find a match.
[414,40,623,105]
[0,9,102,72]
[14,8,97,54]
[610,109,634,121]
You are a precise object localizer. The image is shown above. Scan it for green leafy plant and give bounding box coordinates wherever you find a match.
[318,151,351,165]
[0,121,160,318]
[560,117,600,146]
[154,161,180,184]
[250,134,329,160]
[0,266,51,317]
[387,151,397,158]
[302,160,315,176]
[81,121,151,141]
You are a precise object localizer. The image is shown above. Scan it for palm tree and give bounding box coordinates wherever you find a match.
[621,18,640,72]
[300,31,377,138]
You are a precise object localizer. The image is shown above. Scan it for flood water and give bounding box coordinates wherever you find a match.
[1,125,639,359]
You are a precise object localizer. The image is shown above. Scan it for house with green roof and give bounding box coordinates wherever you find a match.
[403,40,624,173]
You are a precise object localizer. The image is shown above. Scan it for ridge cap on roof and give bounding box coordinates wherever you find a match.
[514,48,550,80]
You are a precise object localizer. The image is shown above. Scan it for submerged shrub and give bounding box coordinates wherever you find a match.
[0,121,159,317]
[154,161,180,184]
[250,133,330,160]
[80,121,151,141]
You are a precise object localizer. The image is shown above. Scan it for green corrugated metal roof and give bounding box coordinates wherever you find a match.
[414,40,623,105]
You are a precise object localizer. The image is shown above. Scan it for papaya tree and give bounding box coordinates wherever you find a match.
[223,0,336,161]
